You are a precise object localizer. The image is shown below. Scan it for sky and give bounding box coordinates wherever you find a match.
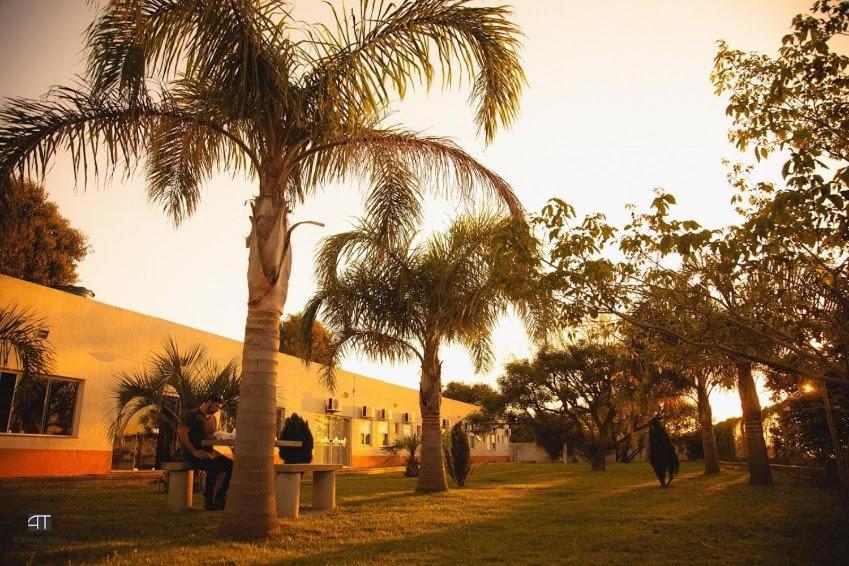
[0,0,813,420]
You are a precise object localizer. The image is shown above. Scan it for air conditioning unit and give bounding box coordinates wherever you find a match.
[325,397,340,413]
[360,405,374,419]
[402,412,413,423]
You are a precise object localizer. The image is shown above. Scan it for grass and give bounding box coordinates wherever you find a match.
[0,462,847,564]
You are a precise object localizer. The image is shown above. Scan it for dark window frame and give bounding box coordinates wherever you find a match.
[0,368,82,437]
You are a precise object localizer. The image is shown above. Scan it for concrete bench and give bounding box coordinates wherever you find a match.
[274,464,343,519]
[162,462,194,512]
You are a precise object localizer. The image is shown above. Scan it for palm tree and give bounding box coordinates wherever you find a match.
[304,214,549,492]
[381,434,421,477]
[0,0,526,537]
[108,338,239,448]
[0,304,53,379]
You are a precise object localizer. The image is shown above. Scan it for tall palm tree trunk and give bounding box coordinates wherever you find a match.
[696,374,720,474]
[417,345,448,492]
[220,178,292,537]
[735,362,773,485]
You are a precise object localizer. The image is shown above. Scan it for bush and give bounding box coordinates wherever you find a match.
[675,430,704,462]
[381,434,420,477]
[648,418,679,487]
[278,413,314,463]
[443,422,471,487]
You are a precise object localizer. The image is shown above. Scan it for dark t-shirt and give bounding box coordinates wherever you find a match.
[181,408,214,460]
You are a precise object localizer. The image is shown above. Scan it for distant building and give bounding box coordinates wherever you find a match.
[0,275,509,477]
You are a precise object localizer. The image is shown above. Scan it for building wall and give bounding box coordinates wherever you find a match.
[0,275,510,476]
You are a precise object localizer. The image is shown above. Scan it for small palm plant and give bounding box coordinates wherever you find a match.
[108,338,239,463]
[382,434,421,477]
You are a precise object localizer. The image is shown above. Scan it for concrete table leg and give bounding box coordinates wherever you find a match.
[168,470,193,512]
[276,472,301,519]
[312,471,336,511]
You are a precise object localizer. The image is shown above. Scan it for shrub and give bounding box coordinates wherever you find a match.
[648,418,679,487]
[381,434,421,477]
[443,422,471,487]
[278,413,314,463]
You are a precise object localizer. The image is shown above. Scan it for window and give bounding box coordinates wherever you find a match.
[359,420,372,446]
[402,423,412,438]
[394,422,401,435]
[488,434,496,451]
[377,420,389,446]
[469,434,476,449]
[416,425,422,437]
[0,372,80,436]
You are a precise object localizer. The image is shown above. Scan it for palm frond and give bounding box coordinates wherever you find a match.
[296,128,522,216]
[302,0,525,142]
[0,304,54,379]
[87,0,300,128]
[0,82,257,226]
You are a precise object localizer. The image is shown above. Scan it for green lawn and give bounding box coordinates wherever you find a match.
[1,462,846,564]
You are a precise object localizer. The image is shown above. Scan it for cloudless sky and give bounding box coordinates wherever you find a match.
[0,0,813,420]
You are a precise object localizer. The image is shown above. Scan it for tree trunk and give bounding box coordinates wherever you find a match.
[589,435,608,471]
[696,375,720,475]
[220,183,293,538]
[821,386,849,504]
[417,344,448,492]
[735,362,773,485]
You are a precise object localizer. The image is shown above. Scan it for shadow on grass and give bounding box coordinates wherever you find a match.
[2,464,847,564]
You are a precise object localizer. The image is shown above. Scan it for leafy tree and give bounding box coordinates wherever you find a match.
[305,213,550,492]
[277,413,314,464]
[442,381,499,409]
[0,0,526,538]
[622,300,737,474]
[648,418,679,487]
[712,1,849,213]
[0,178,88,287]
[382,434,421,477]
[496,341,682,471]
[108,338,239,467]
[443,422,471,487]
[279,312,333,366]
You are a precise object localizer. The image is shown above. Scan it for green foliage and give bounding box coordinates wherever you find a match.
[495,341,686,467]
[443,422,471,487]
[108,338,239,439]
[0,178,88,287]
[674,430,704,462]
[279,312,334,366]
[381,434,420,477]
[770,387,849,465]
[305,213,552,391]
[714,418,741,460]
[278,413,314,464]
[442,381,499,409]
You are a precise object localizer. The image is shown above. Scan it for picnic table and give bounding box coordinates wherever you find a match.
[163,438,303,512]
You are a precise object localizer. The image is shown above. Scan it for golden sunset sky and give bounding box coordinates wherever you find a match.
[0,0,813,420]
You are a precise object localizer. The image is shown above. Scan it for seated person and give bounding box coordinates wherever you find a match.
[177,394,233,510]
